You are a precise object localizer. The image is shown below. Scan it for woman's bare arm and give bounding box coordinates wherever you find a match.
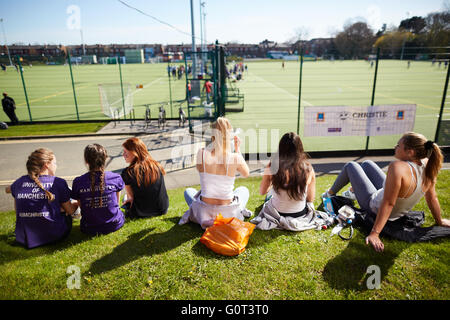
[306,167,316,203]
[259,163,272,195]
[366,162,403,252]
[425,183,450,227]
[61,200,78,215]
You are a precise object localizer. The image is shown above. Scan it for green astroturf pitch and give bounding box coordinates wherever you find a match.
[0,60,448,152]
[0,63,187,122]
[228,60,450,153]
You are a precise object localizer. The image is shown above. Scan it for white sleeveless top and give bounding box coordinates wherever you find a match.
[370,160,425,221]
[271,186,307,213]
[199,150,235,200]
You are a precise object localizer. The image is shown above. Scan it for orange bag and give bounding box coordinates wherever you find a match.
[200,214,256,256]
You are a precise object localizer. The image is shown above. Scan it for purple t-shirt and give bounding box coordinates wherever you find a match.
[71,171,125,235]
[10,175,72,249]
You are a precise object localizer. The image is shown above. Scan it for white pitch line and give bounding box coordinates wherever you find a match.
[130,77,163,97]
[107,77,164,108]
[249,72,313,106]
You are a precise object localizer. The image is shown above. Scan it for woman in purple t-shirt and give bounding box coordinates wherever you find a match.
[71,144,125,235]
[6,148,78,249]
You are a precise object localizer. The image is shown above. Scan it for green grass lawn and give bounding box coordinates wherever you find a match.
[0,122,107,137]
[1,171,449,300]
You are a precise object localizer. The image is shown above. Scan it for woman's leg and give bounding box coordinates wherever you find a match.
[329,161,378,211]
[361,160,386,190]
[184,188,198,207]
[233,186,250,210]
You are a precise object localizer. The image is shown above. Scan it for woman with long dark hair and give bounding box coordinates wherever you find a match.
[71,144,125,235]
[121,137,169,218]
[259,132,316,217]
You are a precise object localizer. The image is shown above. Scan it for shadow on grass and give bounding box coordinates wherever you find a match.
[0,224,91,266]
[191,227,284,260]
[88,217,200,275]
[191,201,284,259]
[322,239,410,292]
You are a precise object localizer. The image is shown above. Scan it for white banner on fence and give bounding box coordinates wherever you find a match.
[303,104,416,137]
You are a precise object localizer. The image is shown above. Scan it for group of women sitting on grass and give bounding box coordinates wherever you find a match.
[5,117,450,252]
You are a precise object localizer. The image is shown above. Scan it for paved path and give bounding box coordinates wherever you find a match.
[1,120,448,212]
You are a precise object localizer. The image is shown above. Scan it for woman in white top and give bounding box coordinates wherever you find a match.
[181,117,250,229]
[323,132,450,252]
[259,132,316,216]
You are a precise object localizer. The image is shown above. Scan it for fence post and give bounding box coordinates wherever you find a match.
[296,46,304,135]
[168,62,173,118]
[365,46,380,152]
[434,61,450,143]
[214,42,220,116]
[212,47,218,117]
[16,55,32,122]
[117,55,126,120]
[67,51,80,121]
[214,40,225,117]
[184,54,193,133]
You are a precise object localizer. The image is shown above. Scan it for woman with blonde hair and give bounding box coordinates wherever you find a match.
[6,148,78,248]
[180,117,251,229]
[121,137,169,218]
[323,132,450,252]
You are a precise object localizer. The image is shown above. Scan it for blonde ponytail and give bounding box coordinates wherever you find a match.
[401,132,443,187]
[26,148,55,202]
[211,117,232,155]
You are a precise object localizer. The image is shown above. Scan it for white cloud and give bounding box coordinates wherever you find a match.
[366,4,382,31]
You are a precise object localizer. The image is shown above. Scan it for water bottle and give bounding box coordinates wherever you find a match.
[231,128,241,153]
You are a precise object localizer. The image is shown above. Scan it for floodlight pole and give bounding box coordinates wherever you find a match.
[0,18,13,66]
[80,29,86,55]
[202,4,207,52]
[190,0,197,78]
[201,2,207,67]
[199,1,204,51]
[199,0,204,73]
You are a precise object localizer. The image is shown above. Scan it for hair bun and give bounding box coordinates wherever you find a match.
[424,140,434,150]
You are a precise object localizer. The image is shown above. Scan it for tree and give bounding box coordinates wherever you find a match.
[424,11,450,48]
[287,27,310,45]
[399,16,426,34]
[333,22,375,59]
[286,27,310,53]
[374,31,414,58]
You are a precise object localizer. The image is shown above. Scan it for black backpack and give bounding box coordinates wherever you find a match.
[317,195,355,214]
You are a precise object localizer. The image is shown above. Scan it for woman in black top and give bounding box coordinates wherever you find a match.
[121,137,169,218]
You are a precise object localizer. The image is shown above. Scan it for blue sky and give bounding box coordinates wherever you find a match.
[0,0,447,45]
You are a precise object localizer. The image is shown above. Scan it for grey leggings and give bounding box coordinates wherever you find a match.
[330,160,385,213]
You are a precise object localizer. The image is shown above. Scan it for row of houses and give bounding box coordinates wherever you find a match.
[0,38,336,60]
